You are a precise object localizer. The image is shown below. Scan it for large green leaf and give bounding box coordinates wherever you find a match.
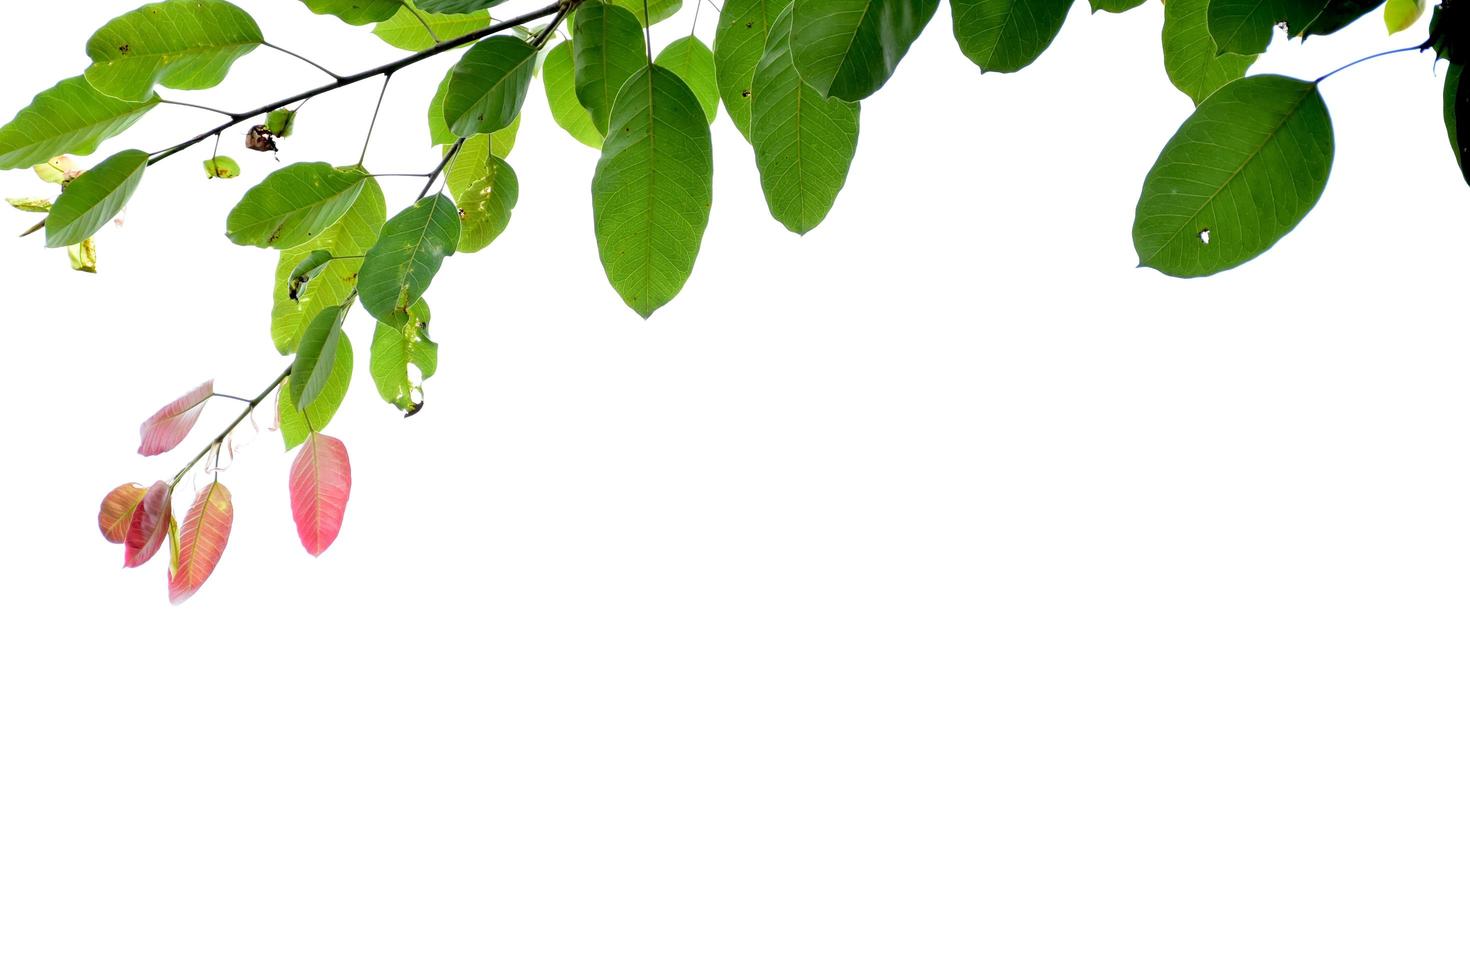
[300,0,403,24]
[950,0,1071,74]
[292,304,349,411]
[226,163,371,249]
[574,2,648,135]
[790,0,938,101]
[357,194,460,323]
[271,178,386,354]
[608,0,683,26]
[1133,74,1333,278]
[1163,0,1256,105]
[714,0,790,141]
[751,6,859,234]
[370,299,437,414]
[372,1,488,50]
[591,65,713,317]
[444,36,538,137]
[45,147,149,248]
[280,332,354,447]
[542,42,603,148]
[447,138,519,252]
[85,0,263,102]
[0,76,159,170]
[656,37,719,123]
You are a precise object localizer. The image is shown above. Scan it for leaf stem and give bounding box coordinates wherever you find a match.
[261,41,343,81]
[158,98,237,117]
[170,368,291,489]
[358,73,395,166]
[1314,43,1425,84]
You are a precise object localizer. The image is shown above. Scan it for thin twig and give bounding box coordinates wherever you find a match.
[170,368,291,489]
[358,73,395,166]
[159,98,236,117]
[262,41,343,80]
[1315,43,1424,84]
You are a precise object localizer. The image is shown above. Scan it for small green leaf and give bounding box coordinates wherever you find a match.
[0,75,159,170]
[752,6,860,234]
[447,141,519,252]
[950,0,1071,74]
[1133,74,1334,278]
[370,299,437,414]
[715,0,790,142]
[574,2,648,135]
[280,332,354,447]
[34,157,78,184]
[1383,0,1424,32]
[357,194,460,323]
[790,0,938,100]
[591,65,713,317]
[68,237,99,273]
[444,36,538,137]
[203,155,240,178]
[542,42,602,148]
[373,1,487,50]
[265,108,297,137]
[1163,0,1256,105]
[292,304,350,410]
[45,147,148,248]
[226,162,371,249]
[287,249,335,300]
[85,0,264,102]
[7,197,52,213]
[300,0,403,25]
[656,36,719,123]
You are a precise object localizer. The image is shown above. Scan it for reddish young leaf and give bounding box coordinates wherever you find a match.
[98,482,148,543]
[138,380,214,456]
[289,433,351,556]
[123,480,172,568]
[168,482,234,604]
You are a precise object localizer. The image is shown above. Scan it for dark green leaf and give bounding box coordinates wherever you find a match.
[358,194,460,322]
[1133,74,1334,278]
[542,42,603,148]
[1290,0,1385,39]
[790,0,938,100]
[444,36,537,137]
[1163,0,1256,105]
[293,304,349,410]
[656,36,719,123]
[280,332,353,446]
[44,147,148,248]
[752,6,859,234]
[950,0,1072,74]
[226,163,371,249]
[418,0,510,10]
[0,76,159,170]
[85,0,263,102]
[574,2,648,135]
[300,0,403,25]
[714,0,790,141]
[591,65,713,317]
[1206,0,1279,55]
[370,299,437,414]
[1448,62,1470,184]
[1089,0,1146,10]
[446,138,519,252]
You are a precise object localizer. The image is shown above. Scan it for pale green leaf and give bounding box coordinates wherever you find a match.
[656,36,719,123]
[203,154,240,178]
[226,162,371,249]
[280,332,354,447]
[447,143,518,252]
[790,0,938,100]
[45,147,148,248]
[357,194,460,323]
[1383,0,1425,32]
[85,0,263,102]
[370,299,437,414]
[542,42,602,148]
[715,0,790,141]
[7,197,51,212]
[0,76,159,170]
[372,1,487,50]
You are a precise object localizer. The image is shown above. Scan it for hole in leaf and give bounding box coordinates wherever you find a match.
[1198,228,1211,245]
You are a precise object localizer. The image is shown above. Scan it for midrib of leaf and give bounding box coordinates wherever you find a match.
[1139,83,1315,266]
[643,67,657,299]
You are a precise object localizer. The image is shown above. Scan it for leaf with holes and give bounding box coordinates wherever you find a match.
[226,163,372,249]
[1163,0,1256,105]
[358,194,460,323]
[168,481,234,603]
[139,379,214,456]
[542,42,602,148]
[950,0,1071,74]
[85,0,264,102]
[290,433,352,556]
[447,141,519,252]
[99,483,149,544]
[752,6,860,234]
[790,0,938,101]
[0,76,159,171]
[444,36,537,137]
[370,300,438,413]
[592,65,713,317]
[574,2,647,135]
[45,148,148,248]
[1133,74,1334,278]
[124,480,172,568]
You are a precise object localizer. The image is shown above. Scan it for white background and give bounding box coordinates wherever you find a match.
[1,1,1467,976]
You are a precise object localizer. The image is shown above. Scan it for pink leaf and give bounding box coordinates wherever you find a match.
[98,482,147,544]
[123,480,172,568]
[138,380,214,456]
[289,433,351,556]
[168,482,234,604]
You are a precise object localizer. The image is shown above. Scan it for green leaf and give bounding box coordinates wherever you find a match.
[1089,0,1146,10]
[300,0,403,25]
[287,249,335,300]
[44,147,148,248]
[226,162,371,249]
[203,154,240,178]
[85,0,264,102]
[271,178,386,354]
[608,0,683,25]
[265,108,297,137]
[790,0,938,100]
[7,197,52,212]
[591,65,713,318]
[444,36,538,137]
[1205,0,1279,54]
[715,0,790,141]
[1163,0,1256,105]
[280,332,354,447]
[1384,0,1425,32]
[358,194,460,323]
[1290,0,1385,39]
[1133,74,1334,278]
[656,36,719,123]
[0,76,159,170]
[574,2,648,135]
[373,1,487,50]
[447,142,519,252]
[542,41,603,148]
[950,0,1071,74]
[752,6,859,234]
[1447,63,1469,185]
[418,0,510,10]
[34,157,78,184]
[370,299,437,414]
[292,304,349,410]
